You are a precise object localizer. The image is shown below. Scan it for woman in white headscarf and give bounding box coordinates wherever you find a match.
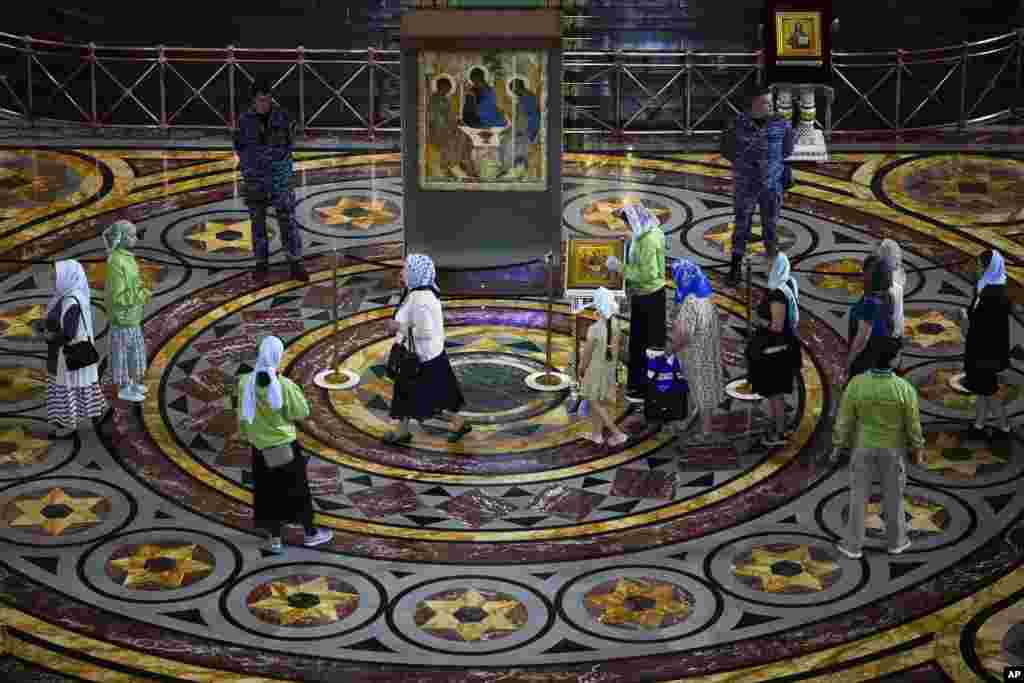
[383,254,470,446]
[578,287,629,447]
[605,204,667,403]
[747,252,802,448]
[42,259,106,435]
[875,239,906,340]
[962,249,1012,441]
[237,336,332,554]
[104,220,151,403]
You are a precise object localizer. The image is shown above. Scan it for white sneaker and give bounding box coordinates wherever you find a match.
[303,529,334,547]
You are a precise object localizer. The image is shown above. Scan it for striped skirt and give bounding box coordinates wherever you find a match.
[47,378,107,429]
[110,325,147,386]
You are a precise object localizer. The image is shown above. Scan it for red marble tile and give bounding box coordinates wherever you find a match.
[347,482,419,518]
[610,468,676,500]
[528,485,605,521]
[437,489,518,527]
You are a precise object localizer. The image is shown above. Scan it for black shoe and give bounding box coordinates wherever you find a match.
[725,256,742,287]
[255,262,269,280]
[290,261,310,282]
[966,425,989,442]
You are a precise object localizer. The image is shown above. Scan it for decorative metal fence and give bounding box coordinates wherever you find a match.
[0,28,1021,139]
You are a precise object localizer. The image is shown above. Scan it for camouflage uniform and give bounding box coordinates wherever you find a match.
[731,113,795,259]
[234,106,303,263]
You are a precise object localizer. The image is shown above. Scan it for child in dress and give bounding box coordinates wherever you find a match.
[578,287,628,447]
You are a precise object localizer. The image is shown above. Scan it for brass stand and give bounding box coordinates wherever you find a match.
[314,248,359,391]
[525,251,571,392]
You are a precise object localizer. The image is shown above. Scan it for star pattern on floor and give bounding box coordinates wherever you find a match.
[903,309,962,348]
[733,545,839,593]
[8,488,104,536]
[107,544,214,589]
[248,576,359,626]
[0,426,50,466]
[582,198,671,233]
[185,219,273,254]
[864,497,946,534]
[314,196,399,229]
[703,222,793,257]
[0,367,47,403]
[0,303,44,339]
[810,258,865,296]
[921,432,1006,477]
[417,588,525,642]
[585,578,690,629]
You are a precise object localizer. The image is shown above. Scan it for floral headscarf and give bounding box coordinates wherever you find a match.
[240,336,284,424]
[103,220,136,254]
[622,204,659,265]
[767,252,799,333]
[405,253,438,292]
[671,259,713,303]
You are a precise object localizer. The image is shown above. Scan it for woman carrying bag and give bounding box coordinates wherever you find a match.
[42,260,106,436]
[238,336,333,554]
[383,254,470,446]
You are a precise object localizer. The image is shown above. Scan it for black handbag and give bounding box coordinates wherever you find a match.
[386,325,420,381]
[60,297,99,371]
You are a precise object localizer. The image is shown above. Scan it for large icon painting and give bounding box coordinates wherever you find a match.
[419,50,547,191]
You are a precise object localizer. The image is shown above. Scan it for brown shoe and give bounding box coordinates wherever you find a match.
[290,261,310,282]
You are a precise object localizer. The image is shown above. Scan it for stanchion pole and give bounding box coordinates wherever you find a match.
[313,246,359,390]
[544,250,555,372]
[525,251,571,392]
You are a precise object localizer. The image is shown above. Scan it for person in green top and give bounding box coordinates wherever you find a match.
[832,338,927,559]
[103,220,151,403]
[606,204,667,402]
[238,335,334,554]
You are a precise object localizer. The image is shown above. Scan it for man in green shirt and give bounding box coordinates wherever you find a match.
[833,338,926,559]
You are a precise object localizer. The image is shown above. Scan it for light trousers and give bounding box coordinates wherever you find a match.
[844,447,909,552]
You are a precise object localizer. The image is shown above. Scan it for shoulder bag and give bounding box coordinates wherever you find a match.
[61,297,100,371]
[386,323,421,382]
[261,443,295,468]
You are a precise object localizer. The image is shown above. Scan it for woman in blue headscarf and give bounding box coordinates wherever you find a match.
[666,259,723,441]
[962,249,1012,441]
[384,254,470,446]
[747,252,802,448]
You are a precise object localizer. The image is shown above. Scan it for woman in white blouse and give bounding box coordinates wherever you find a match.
[383,254,471,445]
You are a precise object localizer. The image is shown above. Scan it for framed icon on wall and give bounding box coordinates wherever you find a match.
[775,10,824,64]
[562,237,626,298]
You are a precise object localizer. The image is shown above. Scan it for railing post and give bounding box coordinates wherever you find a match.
[367,47,376,142]
[895,49,904,128]
[756,48,764,88]
[227,45,236,130]
[1017,28,1024,121]
[88,42,97,126]
[158,45,167,133]
[297,46,305,137]
[614,49,623,137]
[959,41,969,131]
[684,49,693,136]
[23,36,33,125]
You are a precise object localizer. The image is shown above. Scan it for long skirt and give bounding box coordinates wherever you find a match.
[252,441,314,535]
[389,351,466,420]
[47,377,107,429]
[627,288,667,393]
[110,325,147,386]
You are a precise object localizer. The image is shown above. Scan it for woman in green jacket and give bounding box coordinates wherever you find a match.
[238,335,333,554]
[104,220,151,402]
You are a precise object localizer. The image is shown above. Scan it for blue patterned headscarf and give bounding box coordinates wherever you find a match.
[977,249,1007,293]
[671,259,713,303]
[405,253,437,292]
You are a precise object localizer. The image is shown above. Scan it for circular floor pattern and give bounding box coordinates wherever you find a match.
[905,361,1024,420]
[79,527,240,603]
[911,423,1024,488]
[0,477,135,547]
[220,563,384,640]
[559,566,722,643]
[389,576,551,655]
[0,417,78,481]
[682,212,816,264]
[0,149,91,210]
[562,188,695,238]
[161,209,284,264]
[709,534,866,607]
[296,188,403,240]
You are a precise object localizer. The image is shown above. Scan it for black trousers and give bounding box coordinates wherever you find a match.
[627,287,667,393]
[252,442,316,537]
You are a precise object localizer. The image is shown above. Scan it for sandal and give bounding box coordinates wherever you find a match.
[447,423,473,444]
[382,431,412,445]
[581,432,604,445]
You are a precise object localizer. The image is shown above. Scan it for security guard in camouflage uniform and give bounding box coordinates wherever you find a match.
[234,80,309,282]
[726,89,795,287]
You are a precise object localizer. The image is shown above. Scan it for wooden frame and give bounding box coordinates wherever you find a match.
[562,237,626,299]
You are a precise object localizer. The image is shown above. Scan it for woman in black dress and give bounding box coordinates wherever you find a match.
[747,252,802,448]
[963,249,1012,441]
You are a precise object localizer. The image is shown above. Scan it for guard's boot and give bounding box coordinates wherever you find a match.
[290,260,310,282]
[725,255,742,288]
[254,260,269,281]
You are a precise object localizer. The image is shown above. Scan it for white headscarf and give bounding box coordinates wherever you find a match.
[241,336,285,424]
[767,252,799,332]
[590,287,619,319]
[876,238,905,289]
[977,249,1007,293]
[48,260,94,338]
[622,204,659,265]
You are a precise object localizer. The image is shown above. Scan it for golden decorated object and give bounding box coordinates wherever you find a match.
[248,576,358,626]
[586,578,690,630]
[733,545,839,593]
[315,196,398,229]
[417,588,525,642]
[107,544,214,590]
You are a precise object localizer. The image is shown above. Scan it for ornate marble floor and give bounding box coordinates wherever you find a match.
[0,145,1023,682]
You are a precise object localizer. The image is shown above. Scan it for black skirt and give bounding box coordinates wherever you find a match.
[747,329,800,397]
[252,441,314,532]
[389,350,466,420]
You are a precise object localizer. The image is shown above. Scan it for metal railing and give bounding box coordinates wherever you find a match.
[0,28,1021,139]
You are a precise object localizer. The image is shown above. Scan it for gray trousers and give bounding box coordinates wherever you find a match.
[845,447,909,552]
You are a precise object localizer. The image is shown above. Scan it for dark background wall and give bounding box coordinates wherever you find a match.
[401,49,562,272]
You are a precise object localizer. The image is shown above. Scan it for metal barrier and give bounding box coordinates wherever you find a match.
[0,28,1021,138]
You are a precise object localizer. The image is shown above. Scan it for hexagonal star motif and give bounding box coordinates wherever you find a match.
[585,578,690,630]
[248,576,358,626]
[921,431,1006,478]
[8,488,104,536]
[185,219,274,254]
[416,588,526,642]
[107,543,214,589]
[0,304,45,339]
[704,222,793,257]
[903,310,962,348]
[863,497,946,534]
[733,545,839,593]
[314,196,399,229]
[582,198,670,234]
[0,427,50,467]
